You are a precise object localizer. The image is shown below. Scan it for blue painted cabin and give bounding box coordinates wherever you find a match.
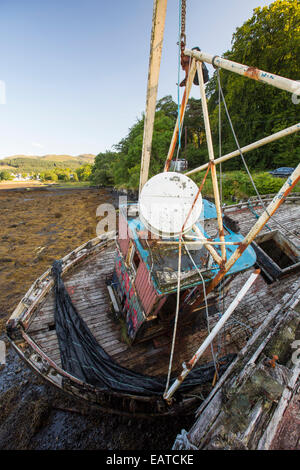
[110,200,256,343]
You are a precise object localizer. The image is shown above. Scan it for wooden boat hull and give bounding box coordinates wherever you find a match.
[6,233,221,416]
[6,198,300,417]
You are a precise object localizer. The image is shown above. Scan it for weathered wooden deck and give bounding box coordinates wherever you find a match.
[26,199,299,382]
[172,200,300,450]
[27,242,211,377]
[219,200,300,343]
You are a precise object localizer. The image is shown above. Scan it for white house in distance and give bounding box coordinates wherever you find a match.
[11,173,33,181]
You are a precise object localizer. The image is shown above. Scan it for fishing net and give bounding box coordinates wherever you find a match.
[52,260,235,397]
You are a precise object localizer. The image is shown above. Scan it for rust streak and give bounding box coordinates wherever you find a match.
[244,66,260,81]
[187,355,197,369]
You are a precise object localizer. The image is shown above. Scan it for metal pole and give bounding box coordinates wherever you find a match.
[164,59,197,171]
[192,224,222,265]
[164,269,261,402]
[203,164,300,296]
[186,123,300,176]
[157,239,240,246]
[139,0,168,194]
[184,49,300,96]
[197,61,226,261]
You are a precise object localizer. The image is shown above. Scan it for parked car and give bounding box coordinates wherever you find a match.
[269,167,295,177]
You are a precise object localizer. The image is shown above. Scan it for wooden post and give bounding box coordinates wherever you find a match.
[192,224,222,265]
[139,0,168,194]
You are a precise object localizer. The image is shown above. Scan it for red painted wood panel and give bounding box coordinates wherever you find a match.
[135,261,159,316]
[118,236,130,257]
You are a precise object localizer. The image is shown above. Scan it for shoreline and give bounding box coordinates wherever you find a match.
[0,187,192,450]
[0,182,98,192]
[0,181,139,200]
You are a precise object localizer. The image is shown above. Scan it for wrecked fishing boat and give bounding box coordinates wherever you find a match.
[6,0,300,417]
[172,198,300,450]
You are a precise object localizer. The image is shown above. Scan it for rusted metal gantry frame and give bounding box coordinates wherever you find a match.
[163,59,227,265]
[181,48,300,296]
[184,48,300,176]
[163,163,300,401]
[164,50,300,269]
[163,48,300,401]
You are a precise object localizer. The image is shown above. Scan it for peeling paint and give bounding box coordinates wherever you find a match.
[244,66,260,81]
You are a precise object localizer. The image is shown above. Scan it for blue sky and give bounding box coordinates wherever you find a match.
[0,0,274,158]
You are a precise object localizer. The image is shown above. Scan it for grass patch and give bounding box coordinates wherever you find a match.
[191,170,300,204]
[52,181,93,188]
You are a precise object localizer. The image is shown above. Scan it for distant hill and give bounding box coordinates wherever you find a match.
[0,154,95,172]
[39,154,95,163]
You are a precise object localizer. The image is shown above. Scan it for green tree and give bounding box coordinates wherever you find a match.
[207,0,300,170]
[72,172,79,182]
[76,164,92,181]
[156,95,178,119]
[91,152,118,186]
[110,110,174,189]
[40,171,58,182]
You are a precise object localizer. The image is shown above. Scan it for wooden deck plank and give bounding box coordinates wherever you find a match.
[26,202,300,378]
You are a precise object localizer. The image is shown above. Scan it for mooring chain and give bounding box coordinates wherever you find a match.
[180,0,186,47]
[179,0,190,88]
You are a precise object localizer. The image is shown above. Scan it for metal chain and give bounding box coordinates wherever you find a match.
[180,0,186,46]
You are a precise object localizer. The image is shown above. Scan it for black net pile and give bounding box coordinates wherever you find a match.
[52,260,235,397]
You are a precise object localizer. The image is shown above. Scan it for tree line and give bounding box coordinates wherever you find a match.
[0,165,92,182]
[38,165,92,182]
[91,0,299,190]
[0,157,86,173]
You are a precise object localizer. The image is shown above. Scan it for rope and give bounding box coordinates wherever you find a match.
[227,317,254,334]
[164,237,182,395]
[172,429,198,450]
[183,241,219,377]
[217,74,226,358]
[217,79,225,351]
[247,199,272,231]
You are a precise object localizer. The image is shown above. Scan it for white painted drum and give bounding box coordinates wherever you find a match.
[139,172,202,238]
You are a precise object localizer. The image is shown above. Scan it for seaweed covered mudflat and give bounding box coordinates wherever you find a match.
[0,187,111,331]
[0,187,194,450]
